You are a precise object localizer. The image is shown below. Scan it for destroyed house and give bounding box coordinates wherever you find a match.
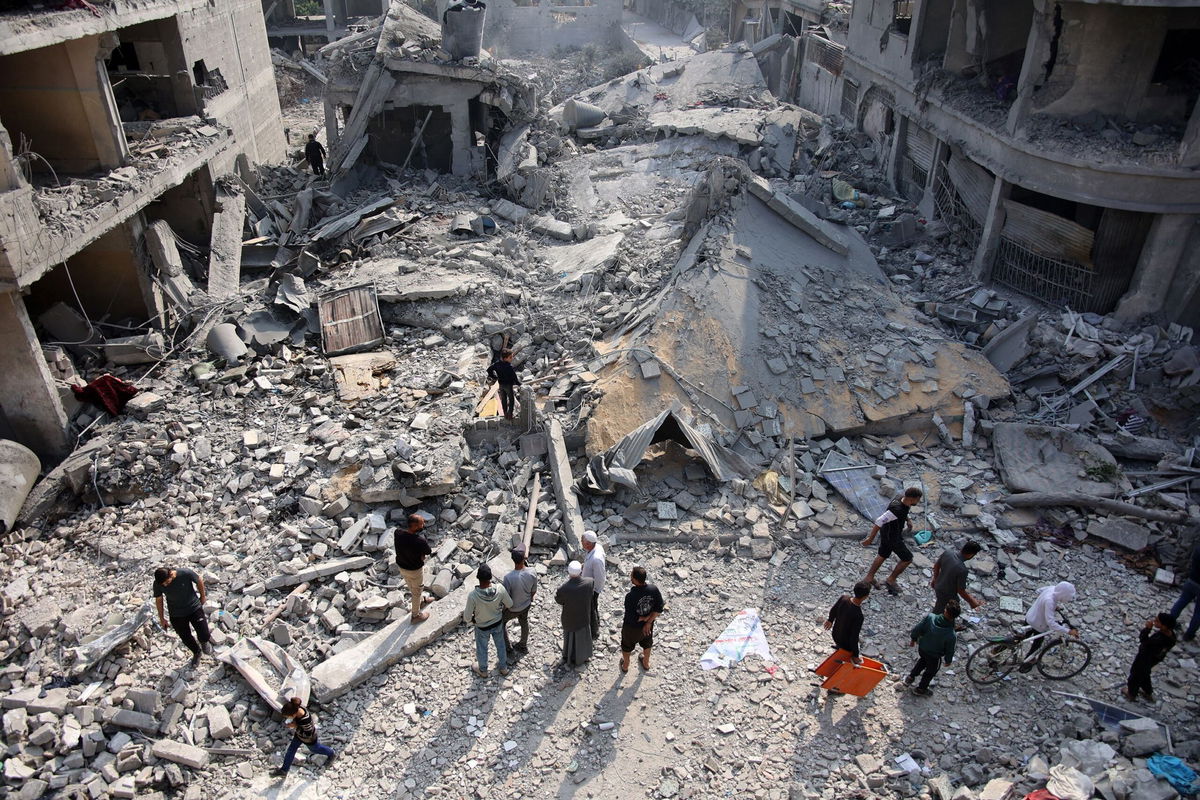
[782,0,1200,327]
[263,0,388,52]
[324,0,537,178]
[0,0,284,458]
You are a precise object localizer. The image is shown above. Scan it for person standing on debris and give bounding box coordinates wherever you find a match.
[824,581,871,664]
[860,487,922,596]
[905,601,960,696]
[931,541,984,614]
[274,697,336,777]
[394,514,433,624]
[502,549,537,658]
[463,565,513,677]
[305,134,326,177]
[619,566,664,673]
[1021,581,1078,670]
[486,348,521,421]
[153,566,211,668]
[1123,612,1177,703]
[581,531,607,641]
[556,560,594,667]
[1168,541,1199,643]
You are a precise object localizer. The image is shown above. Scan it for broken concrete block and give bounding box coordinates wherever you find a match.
[151,739,209,769]
[431,568,454,599]
[322,495,351,518]
[206,705,234,740]
[320,606,346,631]
[109,709,159,735]
[1122,728,1168,757]
[264,556,374,590]
[1086,517,1149,551]
[124,392,165,417]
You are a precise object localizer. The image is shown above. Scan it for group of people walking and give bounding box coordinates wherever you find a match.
[829,487,1199,702]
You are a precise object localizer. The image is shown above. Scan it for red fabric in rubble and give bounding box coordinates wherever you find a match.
[72,374,140,416]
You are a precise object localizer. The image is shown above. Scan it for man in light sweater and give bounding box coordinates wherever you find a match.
[463,565,513,678]
[581,531,606,641]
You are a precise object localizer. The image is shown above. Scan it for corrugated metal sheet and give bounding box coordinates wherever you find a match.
[904,122,935,171]
[945,153,993,222]
[578,408,757,494]
[318,283,385,356]
[803,32,844,76]
[1002,200,1095,267]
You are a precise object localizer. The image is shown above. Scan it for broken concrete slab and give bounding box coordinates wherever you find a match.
[151,739,209,769]
[0,439,39,534]
[982,313,1038,373]
[264,556,374,591]
[1086,516,1150,551]
[746,174,848,256]
[993,423,1130,498]
[548,233,624,286]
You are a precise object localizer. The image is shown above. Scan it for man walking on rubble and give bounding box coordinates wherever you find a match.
[486,348,521,421]
[502,549,537,658]
[463,565,513,678]
[305,133,326,178]
[861,487,922,596]
[1168,540,1199,643]
[581,531,607,641]
[153,566,212,668]
[556,561,594,667]
[619,566,664,673]
[931,541,984,616]
[394,514,432,624]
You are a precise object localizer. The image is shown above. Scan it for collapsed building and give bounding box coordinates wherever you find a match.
[0,0,285,458]
[738,0,1200,328]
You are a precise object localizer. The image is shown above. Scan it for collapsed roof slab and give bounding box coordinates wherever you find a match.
[585,191,1010,455]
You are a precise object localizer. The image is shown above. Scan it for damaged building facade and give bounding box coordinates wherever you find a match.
[771,0,1200,327]
[0,0,284,457]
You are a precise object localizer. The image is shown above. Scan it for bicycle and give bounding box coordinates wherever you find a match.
[966,627,1092,685]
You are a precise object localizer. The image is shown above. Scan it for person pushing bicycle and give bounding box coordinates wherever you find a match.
[1019,581,1078,671]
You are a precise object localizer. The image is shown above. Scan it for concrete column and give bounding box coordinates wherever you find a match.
[0,291,69,458]
[63,36,127,169]
[1180,98,1200,169]
[324,97,339,151]
[1005,0,1051,138]
[449,103,473,177]
[323,0,336,34]
[1113,214,1195,322]
[972,177,1011,281]
[885,114,905,193]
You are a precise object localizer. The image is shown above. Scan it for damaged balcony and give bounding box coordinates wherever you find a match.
[0,119,231,289]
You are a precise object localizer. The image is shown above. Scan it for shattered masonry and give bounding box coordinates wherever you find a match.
[0,0,1198,799]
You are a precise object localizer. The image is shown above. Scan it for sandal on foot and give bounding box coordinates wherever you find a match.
[619,658,629,673]
[639,654,651,671]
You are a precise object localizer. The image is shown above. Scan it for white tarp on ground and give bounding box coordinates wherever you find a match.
[73,603,154,672]
[216,637,310,712]
[579,407,756,494]
[699,608,773,670]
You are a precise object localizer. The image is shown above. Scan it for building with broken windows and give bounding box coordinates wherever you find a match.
[832,0,1200,327]
[0,0,284,458]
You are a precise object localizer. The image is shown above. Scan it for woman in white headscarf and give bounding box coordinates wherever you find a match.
[1022,581,1078,667]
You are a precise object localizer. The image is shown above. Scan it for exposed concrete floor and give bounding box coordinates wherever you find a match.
[621,9,697,63]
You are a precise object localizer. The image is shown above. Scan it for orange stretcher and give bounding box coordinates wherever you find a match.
[813,648,889,696]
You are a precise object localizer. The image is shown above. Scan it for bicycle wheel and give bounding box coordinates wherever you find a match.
[966,641,1017,685]
[1036,638,1092,680]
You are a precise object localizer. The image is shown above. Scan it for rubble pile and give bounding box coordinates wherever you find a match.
[1,14,1198,800]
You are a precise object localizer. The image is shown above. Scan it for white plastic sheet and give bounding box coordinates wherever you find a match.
[72,603,154,671]
[1046,764,1094,800]
[699,608,773,670]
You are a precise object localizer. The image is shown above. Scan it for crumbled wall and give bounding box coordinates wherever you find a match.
[482,0,623,55]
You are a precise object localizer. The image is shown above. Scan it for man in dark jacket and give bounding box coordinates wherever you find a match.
[824,581,871,664]
[305,134,326,177]
[1169,541,1199,642]
[1123,613,1177,702]
[905,602,960,696]
[486,348,520,420]
[861,487,922,596]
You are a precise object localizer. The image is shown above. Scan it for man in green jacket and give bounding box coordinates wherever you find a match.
[904,602,960,696]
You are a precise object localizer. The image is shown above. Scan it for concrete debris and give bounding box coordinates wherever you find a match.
[3,6,1200,800]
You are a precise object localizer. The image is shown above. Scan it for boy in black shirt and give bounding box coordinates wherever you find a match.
[824,581,871,664]
[486,348,520,420]
[619,566,665,673]
[1123,612,1177,703]
[861,487,923,596]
